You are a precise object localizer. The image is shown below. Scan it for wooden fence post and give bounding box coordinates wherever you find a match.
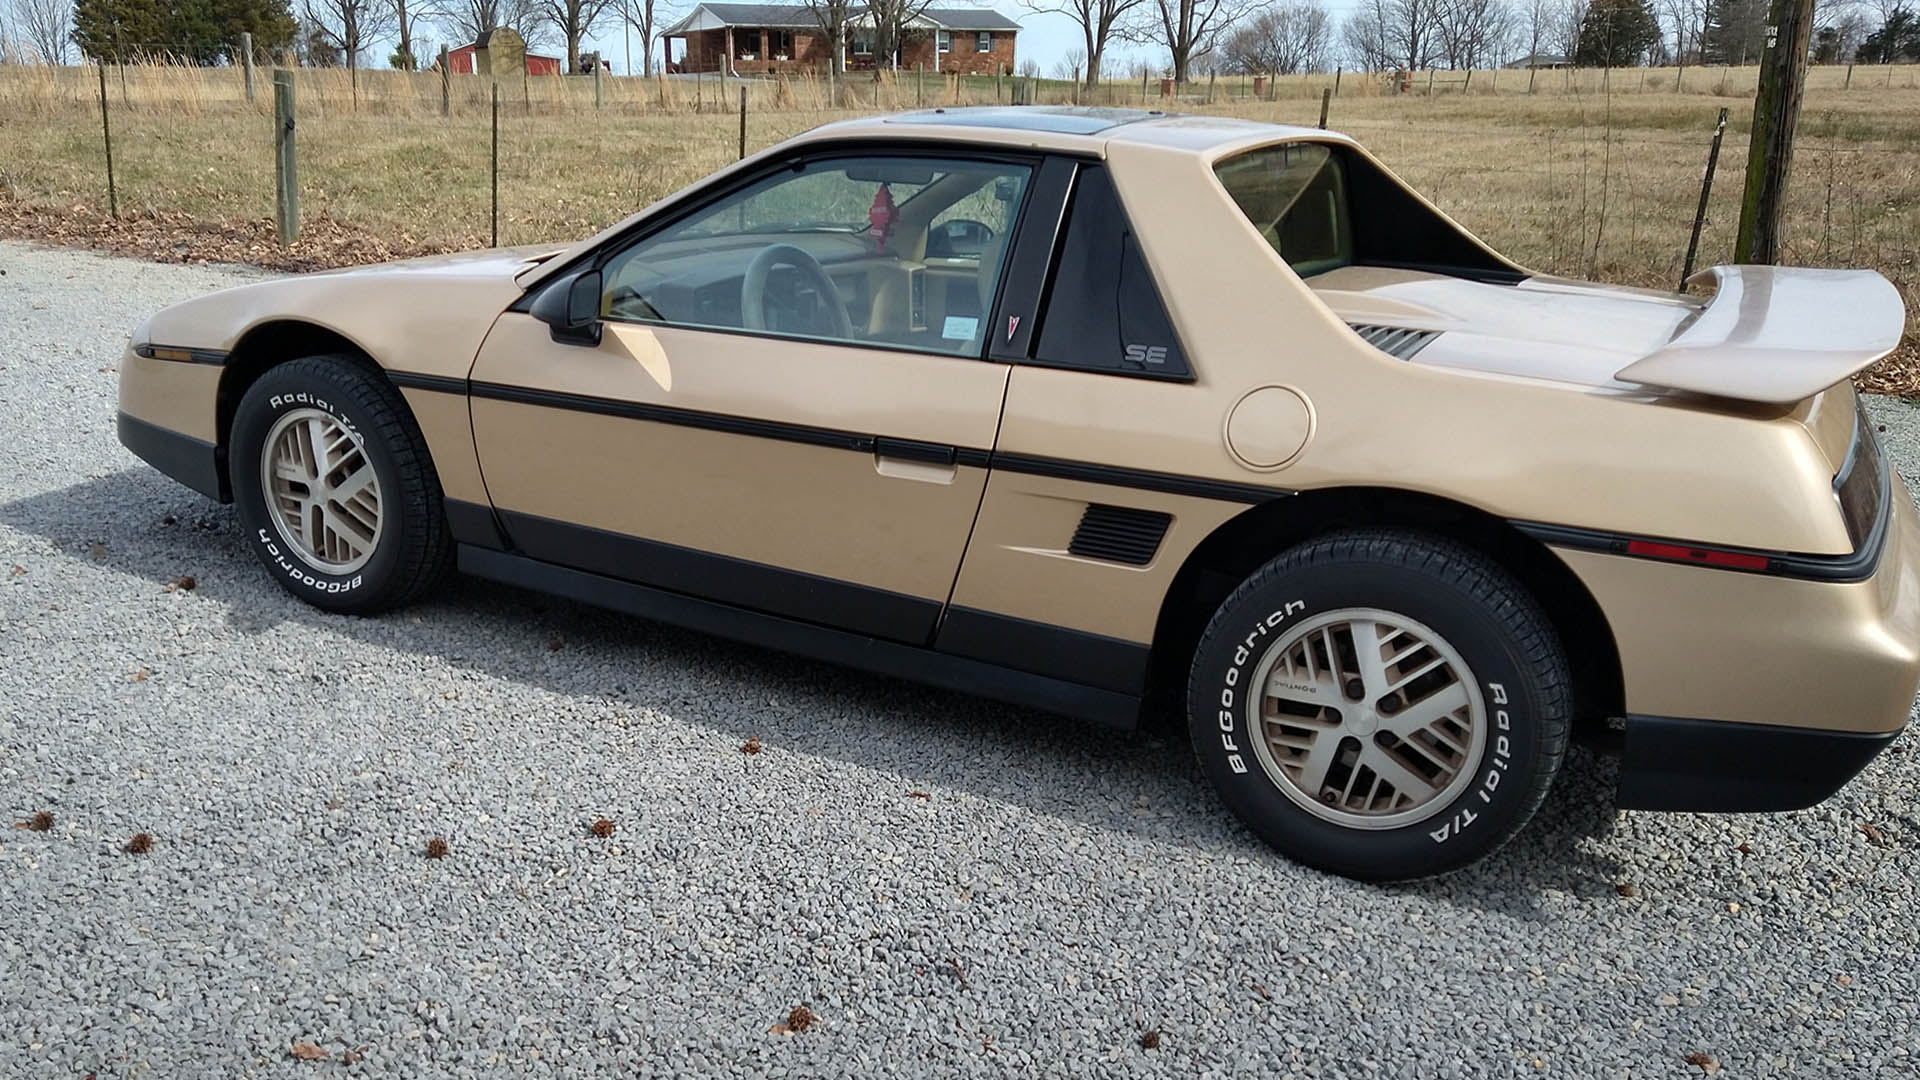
[240,32,255,103]
[738,85,747,159]
[491,82,500,247]
[1333,67,1342,97]
[1845,63,1853,89]
[272,70,297,244]
[595,60,604,108]
[1464,67,1473,92]
[1681,107,1730,291]
[1528,65,1537,93]
[995,64,1002,102]
[1426,68,1435,95]
[917,63,923,107]
[1318,86,1330,128]
[439,46,451,116]
[1206,70,1216,104]
[96,62,117,218]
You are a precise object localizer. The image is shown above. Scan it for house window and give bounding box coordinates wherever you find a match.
[769,29,792,59]
[853,32,873,55]
[975,31,992,52]
[936,30,952,52]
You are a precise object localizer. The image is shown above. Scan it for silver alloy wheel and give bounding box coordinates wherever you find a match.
[1246,607,1487,830]
[260,407,383,575]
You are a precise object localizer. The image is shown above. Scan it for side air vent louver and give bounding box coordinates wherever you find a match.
[1069,504,1174,566]
[1350,323,1441,360]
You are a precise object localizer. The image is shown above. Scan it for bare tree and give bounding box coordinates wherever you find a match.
[798,0,853,76]
[1025,0,1151,85]
[865,0,932,73]
[1053,44,1087,77]
[538,0,616,71]
[390,0,439,67]
[305,0,398,70]
[1222,0,1330,72]
[444,0,546,45]
[12,0,70,63]
[1434,0,1515,66]
[1340,0,1441,71]
[621,0,673,75]
[1137,0,1266,83]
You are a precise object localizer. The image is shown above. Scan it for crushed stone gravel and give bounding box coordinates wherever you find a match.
[2,239,1918,1078]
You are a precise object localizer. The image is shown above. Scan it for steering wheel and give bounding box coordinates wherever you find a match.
[740,243,852,340]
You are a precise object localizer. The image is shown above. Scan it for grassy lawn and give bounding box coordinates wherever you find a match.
[4,61,1919,389]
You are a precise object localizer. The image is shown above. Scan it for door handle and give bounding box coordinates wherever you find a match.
[873,437,957,466]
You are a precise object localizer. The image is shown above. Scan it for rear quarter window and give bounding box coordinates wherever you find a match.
[1214,143,1352,279]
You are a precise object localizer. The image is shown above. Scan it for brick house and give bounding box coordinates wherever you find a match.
[664,3,1019,77]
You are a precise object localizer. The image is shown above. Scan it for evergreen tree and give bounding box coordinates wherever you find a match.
[1700,0,1767,64]
[1857,8,1920,63]
[73,0,296,64]
[1574,0,1660,65]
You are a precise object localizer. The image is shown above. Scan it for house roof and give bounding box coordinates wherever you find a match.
[664,3,1021,35]
[1503,52,1573,68]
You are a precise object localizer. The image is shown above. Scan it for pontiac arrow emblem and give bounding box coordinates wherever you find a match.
[1006,315,1021,341]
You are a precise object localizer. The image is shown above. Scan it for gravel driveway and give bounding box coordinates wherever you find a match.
[3,239,1918,1079]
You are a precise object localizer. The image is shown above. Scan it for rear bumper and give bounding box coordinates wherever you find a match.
[1616,713,1904,811]
[118,411,226,502]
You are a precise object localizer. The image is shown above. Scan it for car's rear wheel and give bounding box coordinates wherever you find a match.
[230,355,451,614]
[1187,530,1570,880]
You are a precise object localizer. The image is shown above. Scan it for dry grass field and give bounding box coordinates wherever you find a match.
[4,60,1919,389]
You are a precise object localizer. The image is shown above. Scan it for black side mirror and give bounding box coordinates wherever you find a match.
[530,268,603,346]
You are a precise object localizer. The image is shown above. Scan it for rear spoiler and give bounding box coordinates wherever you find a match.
[1615,266,1905,404]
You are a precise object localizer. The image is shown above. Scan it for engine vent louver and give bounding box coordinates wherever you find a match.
[1069,504,1174,566]
[1349,323,1441,360]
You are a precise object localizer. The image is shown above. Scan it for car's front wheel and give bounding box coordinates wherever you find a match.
[1188,530,1570,880]
[230,355,451,614]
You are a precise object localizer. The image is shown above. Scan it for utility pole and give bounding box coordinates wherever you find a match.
[1735,0,1816,263]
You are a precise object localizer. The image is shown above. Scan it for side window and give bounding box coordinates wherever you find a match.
[976,31,992,52]
[600,155,1032,356]
[1214,143,1352,278]
[1031,164,1192,380]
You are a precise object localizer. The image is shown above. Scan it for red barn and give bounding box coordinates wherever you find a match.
[446,28,563,76]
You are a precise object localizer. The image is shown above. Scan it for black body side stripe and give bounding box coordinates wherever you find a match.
[988,453,1289,504]
[134,344,228,366]
[388,371,469,395]
[398,371,1882,583]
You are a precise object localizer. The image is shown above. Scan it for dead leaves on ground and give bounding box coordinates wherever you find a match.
[164,575,196,593]
[289,1041,329,1061]
[1684,1051,1722,1074]
[740,737,763,755]
[770,1004,816,1035]
[14,811,53,831]
[590,818,615,839]
[424,836,449,859]
[123,832,154,854]
[1860,822,1890,847]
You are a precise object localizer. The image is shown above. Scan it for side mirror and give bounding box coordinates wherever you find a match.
[530,267,603,346]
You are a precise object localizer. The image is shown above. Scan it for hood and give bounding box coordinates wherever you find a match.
[1309,264,1905,405]
[312,244,563,282]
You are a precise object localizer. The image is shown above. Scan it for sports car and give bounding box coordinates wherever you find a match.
[117,106,1920,880]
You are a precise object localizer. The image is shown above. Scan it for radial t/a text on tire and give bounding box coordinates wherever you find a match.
[1188,530,1572,881]
[228,355,452,614]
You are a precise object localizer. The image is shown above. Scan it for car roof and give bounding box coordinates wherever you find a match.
[796,106,1349,158]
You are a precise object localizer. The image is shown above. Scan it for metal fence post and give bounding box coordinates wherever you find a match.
[97,62,117,218]
[1680,108,1731,290]
[491,82,500,247]
[273,70,297,244]
[440,46,451,116]
[738,85,747,159]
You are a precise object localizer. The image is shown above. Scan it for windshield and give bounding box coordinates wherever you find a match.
[1214,143,1352,278]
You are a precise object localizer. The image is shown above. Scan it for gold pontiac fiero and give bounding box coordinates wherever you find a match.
[118,107,1920,879]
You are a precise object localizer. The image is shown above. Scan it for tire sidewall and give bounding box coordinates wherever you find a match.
[1192,556,1554,879]
[230,368,408,611]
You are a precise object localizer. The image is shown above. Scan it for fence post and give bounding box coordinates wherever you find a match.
[995,63,1001,102]
[1463,67,1472,92]
[1681,107,1731,290]
[491,82,500,247]
[241,32,255,103]
[1206,70,1215,104]
[1490,67,1497,93]
[440,46,451,116]
[1333,67,1342,97]
[595,60,604,108]
[272,70,297,244]
[1426,68,1435,95]
[1845,63,1853,89]
[1141,69,1148,104]
[738,85,747,159]
[96,63,117,219]
[917,63,923,107]
[1318,86,1330,128]
[1528,65,1537,93]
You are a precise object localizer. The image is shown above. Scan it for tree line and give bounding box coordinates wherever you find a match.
[1,0,1915,84]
